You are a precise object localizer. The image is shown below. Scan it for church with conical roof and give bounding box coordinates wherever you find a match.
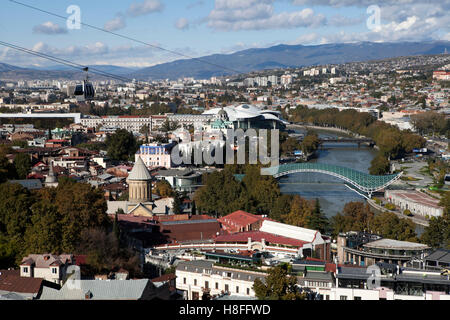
[125,156,155,216]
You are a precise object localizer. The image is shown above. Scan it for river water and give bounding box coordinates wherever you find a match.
[279,128,377,218]
[280,127,425,235]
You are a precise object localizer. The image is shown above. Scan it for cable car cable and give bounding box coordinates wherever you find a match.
[0,40,133,83]
[8,0,241,76]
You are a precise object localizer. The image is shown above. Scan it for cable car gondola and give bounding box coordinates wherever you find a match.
[74,67,95,102]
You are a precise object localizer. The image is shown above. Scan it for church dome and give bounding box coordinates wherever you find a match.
[127,156,152,181]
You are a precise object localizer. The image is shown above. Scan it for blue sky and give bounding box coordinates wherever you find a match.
[1,0,449,68]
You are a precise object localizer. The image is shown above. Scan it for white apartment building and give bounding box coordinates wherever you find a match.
[281,75,293,85]
[167,114,214,129]
[176,260,266,300]
[81,116,152,133]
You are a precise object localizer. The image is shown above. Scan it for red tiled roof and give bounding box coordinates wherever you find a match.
[218,210,264,233]
[151,273,176,283]
[0,272,44,294]
[161,220,221,243]
[215,231,308,248]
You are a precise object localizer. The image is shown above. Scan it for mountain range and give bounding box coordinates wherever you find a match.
[1,41,449,81]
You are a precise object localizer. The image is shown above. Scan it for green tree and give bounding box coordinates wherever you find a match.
[0,153,17,183]
[253,265,306,300]
[23,201,62,255]
[371,212,418,242]
[421,217,449,248]
[331,202,374,236]
[154,180,175,198]
[14,153,31,179]
[106,129,139,161]
[160,120,180,133]
[173,192,183,215]
[305,199,330,234]
[39,180,109,252]
[369,155,390,175]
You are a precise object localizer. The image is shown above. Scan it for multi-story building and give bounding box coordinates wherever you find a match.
[136,143,175,169]
[337,232,431,267]
[330,264,450,301]
[167,114,214,129]
[176,260,266,300]
[81,115,152,133]
[281,75,293,85]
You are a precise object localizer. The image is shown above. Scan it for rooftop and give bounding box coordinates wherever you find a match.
[363,239,430,251]
[127,156,152,181]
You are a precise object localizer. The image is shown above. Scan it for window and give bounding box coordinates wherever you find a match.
[354,297,361,300]
[236,286,239,294]
[326,295,330,300]
[194,279,197,286]
[215,282,219,290]
[205,281,209,289]
[247,288,250,295]
[183,278,186,284]
[51,268,58,274]
[23,267,28,273]
[225,284,229,292]
[340,296,347,300]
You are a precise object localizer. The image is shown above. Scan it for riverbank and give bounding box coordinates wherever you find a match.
[287,124,355,137]
[367,199,430,227]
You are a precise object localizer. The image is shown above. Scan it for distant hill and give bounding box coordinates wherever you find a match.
[1,41,449,81]
[36,65,140,75]
[131,40,450,80]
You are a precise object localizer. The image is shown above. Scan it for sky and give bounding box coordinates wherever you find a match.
[0,0,449,69]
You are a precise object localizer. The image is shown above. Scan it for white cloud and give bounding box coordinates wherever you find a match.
[104,14,127,32]
[175,18,190,30]
[127,0,164,17]
[207,0,326,31]
[32,22,67,35]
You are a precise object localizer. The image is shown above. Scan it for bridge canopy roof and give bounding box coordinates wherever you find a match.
[261,163,402,193]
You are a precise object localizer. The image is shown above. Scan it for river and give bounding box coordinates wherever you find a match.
[279,128,377,218]
[279,127,425,235]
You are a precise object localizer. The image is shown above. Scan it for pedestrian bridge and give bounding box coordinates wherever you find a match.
[260,163,403,197]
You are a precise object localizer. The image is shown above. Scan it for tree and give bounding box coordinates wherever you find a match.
[421,192,450,249]
[39,180,109,252]
[305,199,330,234]
[369,155,390,175]
[113,212,120,241]
[0,152,17,183]
[191,201,197,216]
[14,153,31,179]
[421,217,449,248]
[371,212,418,242]
[281,196,311,228]
[301,133,320,155]
[106,129,139,161]
[154,180,175,198]
[173,192,183,215]
[23,200,63,255]
[160,120,180,133]
[331,202,374,236]
[253,265,306,300]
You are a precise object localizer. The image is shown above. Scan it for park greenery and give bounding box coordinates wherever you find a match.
[0,180,140,276]
[330,202,418,242]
